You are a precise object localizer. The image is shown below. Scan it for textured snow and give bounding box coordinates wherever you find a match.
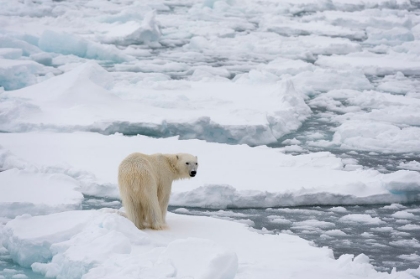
[1,0,420,277]
[2,210,419,279]
[1,132,420,208]
[0,169,83,218]
[1,62,313,146]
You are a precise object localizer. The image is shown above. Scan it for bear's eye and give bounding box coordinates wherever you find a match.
[186,162,189,165]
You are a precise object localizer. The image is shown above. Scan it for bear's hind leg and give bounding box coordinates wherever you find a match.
[127,196,146,229]
[142,187,165,230]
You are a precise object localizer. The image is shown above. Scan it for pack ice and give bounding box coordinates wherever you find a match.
[1,0,420,278]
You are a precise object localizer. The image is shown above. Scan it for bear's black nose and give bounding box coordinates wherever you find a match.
[190,171,197,177]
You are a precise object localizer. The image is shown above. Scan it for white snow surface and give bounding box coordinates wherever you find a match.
[1,132,420,210]
[2,209,420,279]
[0,169,83,218]
[1,0,420,278]
[1,61,311,146]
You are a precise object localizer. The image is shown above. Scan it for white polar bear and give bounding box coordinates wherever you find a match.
[118,152,198,230]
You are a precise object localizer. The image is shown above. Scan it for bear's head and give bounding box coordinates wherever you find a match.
[176,153,198,178]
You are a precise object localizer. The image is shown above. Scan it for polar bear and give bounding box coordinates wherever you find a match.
[118,152,198,230]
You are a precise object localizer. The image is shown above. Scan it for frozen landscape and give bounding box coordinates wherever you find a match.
[1,0,420,278]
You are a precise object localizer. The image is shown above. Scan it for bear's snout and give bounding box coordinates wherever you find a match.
[190,171,197,177]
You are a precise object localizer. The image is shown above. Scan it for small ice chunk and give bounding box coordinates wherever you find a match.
[398,161,420,171]
[258,57,315,76]
[382,203,407,210]
[190,66,231,81]
[389,239,420,248]
[0,35,41,56]
[328,206,348,213]
[291,68,372,95]
[397,224,420,231]
[339,214,385,225]
[234,70,279,84]
[282,138,301,145]
[361,232,374,238]
[292,220,335,229]
[397,254,420,261]
[316,52,420,76]
[283,145,305,153]
[30,52,53,66]
[392,211,416,219]
[0,48,22,59]
[0,59,45,90]
[333,121,420,153]
[324,229,347,236]
[267,216,292,225]
[383,171,420,193]
[370,227,394,232]
[100,12,161,45]
[38,30,132,62]
[365,27,414,46]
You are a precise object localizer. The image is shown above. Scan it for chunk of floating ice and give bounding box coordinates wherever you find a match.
[398,161,420,171]
[0,35,41,56]
[0,169,83,218]
[365,27,414,46]
[389,239,420,248]
[381,203,407,210]
[4,209,414,278]
[2,211,99,267]
[339,214,385,225]
[0,59,46,90]
[391,211,416,219]
[316,52,420,76]
[324,229,347,236]
[99,11,161,46]
[370,227,394,232]
[376,72,420,95]
[258,57,315,76]
[29,52,53,66]
[328,206,348,213]
[38,30,133,62]
[332,121,420,153]
[1,63,316,146]
[397,224,420,231]
[0,48,22,59]
[291,68,372,95]
[292,220,335,229]
[1,131,420,208]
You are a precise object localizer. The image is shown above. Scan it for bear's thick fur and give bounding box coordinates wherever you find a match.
[118,152,198,230]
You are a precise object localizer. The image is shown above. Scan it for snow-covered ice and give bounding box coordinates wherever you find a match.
[0,169,83,218]
[1,132,419,208]
[1,0,420,277]
[2,209,420,279]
